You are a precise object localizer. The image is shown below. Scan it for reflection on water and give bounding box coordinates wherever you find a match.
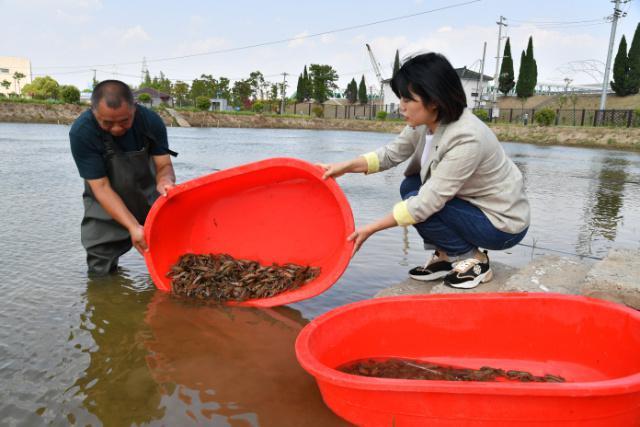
[143,293,346,426]
[71,273,163,426]
[65,272,345,426]
[576,157,628,256]
[1,123,640,426]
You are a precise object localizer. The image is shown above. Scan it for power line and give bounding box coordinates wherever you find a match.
[280,72,288,114]
[491,15,507,115]
[33,0,481,71]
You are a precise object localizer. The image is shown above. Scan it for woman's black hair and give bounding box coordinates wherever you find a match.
[91,79,134,110]
[391,52,466,124]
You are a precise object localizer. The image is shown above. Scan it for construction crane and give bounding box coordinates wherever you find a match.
[366,43,384,105]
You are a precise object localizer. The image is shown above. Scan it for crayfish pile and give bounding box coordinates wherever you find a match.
[167,253,320,302]
[339,358,566,383]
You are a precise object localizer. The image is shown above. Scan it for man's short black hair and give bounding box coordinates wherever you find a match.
[391,52,466,124]
[91,80,134,110]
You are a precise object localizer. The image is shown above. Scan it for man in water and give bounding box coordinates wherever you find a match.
[70,80,177,275]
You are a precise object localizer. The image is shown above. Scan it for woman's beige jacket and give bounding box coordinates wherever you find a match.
[363,109,530,234]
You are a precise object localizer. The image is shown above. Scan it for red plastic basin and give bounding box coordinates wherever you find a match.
[295,293,640,426]
[144,157,354,307]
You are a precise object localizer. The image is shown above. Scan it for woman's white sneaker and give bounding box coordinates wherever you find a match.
[443,252,492,289]
[409,250,454,281]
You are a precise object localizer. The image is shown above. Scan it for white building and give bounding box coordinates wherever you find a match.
[381,66,494,114]
[0,57,32,95]
[209,98,230,111]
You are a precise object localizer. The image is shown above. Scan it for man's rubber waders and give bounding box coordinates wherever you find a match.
[81,128,159,275]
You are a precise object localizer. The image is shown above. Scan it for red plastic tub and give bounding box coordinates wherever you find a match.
[295,293,640,426]
[144,157,354,307]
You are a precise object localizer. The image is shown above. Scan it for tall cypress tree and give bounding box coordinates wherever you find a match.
[295,74,304,102]
[515,37,537,100]
[515,50,532,99]
[498,37,515,95]
[611,35,634,96]
[345,78,357,103]
[302,65,311,101]
[393,50,401,78]
[626,24,640,94]
[526,36,537,93]
[358,75,367,104]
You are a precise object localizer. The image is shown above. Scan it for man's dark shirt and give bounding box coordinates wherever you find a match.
[70,105,169,180]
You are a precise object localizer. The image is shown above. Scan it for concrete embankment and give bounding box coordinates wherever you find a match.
[2,102,640,151]
[376,248,640,311]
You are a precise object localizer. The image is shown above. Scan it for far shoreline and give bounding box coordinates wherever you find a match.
[1,101,640,152]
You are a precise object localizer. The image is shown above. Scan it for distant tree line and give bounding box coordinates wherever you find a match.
[2,75,81,103]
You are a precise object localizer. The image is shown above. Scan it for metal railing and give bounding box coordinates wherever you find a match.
[475,108,640,128]
[275,102,640,127]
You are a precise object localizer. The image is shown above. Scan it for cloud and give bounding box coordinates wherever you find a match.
[55,8,92,24]
[69,0,102,8]
[120,25,151,43]
[357,24,607,85]
[289,31,310,48]
[174,37,229,57]
[320,34,336,44]
[189,15,206,27]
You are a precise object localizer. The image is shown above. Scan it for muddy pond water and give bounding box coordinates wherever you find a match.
[1,123,640,426]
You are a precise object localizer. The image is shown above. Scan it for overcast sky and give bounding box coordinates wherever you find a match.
[2,0,639,92]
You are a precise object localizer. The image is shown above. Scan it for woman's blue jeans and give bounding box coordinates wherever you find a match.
[400,175,527,256]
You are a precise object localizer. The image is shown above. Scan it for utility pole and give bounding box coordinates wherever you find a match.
[280,72,288,114]
[476,42,487,109]
[492,16,507,118]
[141,57,148,85]
[599,0,626,111]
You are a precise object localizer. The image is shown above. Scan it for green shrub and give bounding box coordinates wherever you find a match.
[196,96,211,111]
[60,85,80,103]
[252,101,264,113]
[534,108,556,126]
[312,106,324,118]
[473,109,489,122]
[22,76,59,100]
[376,111,388,121]
[137,93,152,104]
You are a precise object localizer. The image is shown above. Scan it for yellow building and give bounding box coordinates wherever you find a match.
[0,57,33,95]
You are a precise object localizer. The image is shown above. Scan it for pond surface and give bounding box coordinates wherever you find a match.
[1,123,639,426]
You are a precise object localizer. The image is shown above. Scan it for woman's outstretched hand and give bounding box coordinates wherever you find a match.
[317,156,369,180]
[317,161,353,180]
[347,226,375,256]
[347,214,399,257]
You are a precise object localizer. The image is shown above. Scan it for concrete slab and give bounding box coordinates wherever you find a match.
[501,255,592,295]
[581,249,640,309]
[166,108,191,127]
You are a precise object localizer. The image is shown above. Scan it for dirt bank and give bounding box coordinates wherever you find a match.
[2,102,639,151]
[0,101,87,124]
[491,123,640,151]
[177,110,404,132]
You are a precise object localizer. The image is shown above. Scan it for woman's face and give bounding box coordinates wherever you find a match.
[399,91,438,129]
